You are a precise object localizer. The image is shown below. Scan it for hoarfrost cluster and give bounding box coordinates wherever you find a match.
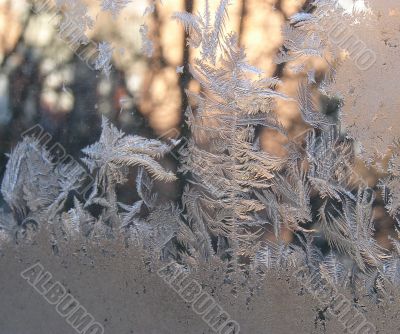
[1,0,400,303]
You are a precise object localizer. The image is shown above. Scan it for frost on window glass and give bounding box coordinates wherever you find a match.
[1,0,400,333]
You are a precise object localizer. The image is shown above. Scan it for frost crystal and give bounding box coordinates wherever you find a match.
[139,25,154,57]
[1,0,400,304]
[56,0,94,45]
[94,42,114,77]
[100,0,132,18]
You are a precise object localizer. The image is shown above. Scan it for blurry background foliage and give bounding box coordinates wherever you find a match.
[0,0,394,248]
